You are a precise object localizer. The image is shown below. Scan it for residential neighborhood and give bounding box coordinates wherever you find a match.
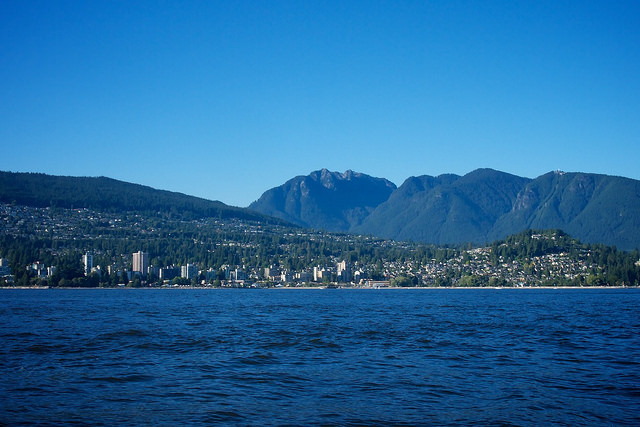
[2,202,633,288]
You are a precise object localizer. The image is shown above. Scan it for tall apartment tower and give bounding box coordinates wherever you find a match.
[83,252,93,276]
[181,263,198,280]
[337,260,351,283]
[132,251,149,275]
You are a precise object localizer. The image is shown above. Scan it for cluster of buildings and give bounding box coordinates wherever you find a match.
[2,203,630,288]
[261,261,356,284]
[76,250,363,287]
[136,252,362,287]
[1,258,54,285]
[411,246,601,286]
[0,243,624,288]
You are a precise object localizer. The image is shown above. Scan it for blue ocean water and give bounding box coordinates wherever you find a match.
[1,288,639,426]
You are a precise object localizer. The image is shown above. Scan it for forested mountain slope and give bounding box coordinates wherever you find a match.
[0,171,274,222]
[354,169,530,244]
[489,171,640,249]
[253,169,640,250]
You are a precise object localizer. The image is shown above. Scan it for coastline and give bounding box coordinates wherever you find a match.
[1,285,636,290]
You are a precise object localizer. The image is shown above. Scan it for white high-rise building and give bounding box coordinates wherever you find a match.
[337,260,351,282]
[181,263,198,280]
[132,251,149,275]
[83,252,93,276]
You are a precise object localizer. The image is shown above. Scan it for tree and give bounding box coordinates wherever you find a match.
[171,277,190,286]
[391,275,417,287]
[52,252,84,286]
[86,272,100,287]
[126,275,142,288]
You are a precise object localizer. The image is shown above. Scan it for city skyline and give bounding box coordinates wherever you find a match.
[2,1,639,207]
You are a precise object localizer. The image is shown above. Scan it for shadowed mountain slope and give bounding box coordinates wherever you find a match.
[354,169,531,244]
[248,169,397,231]
[252,168,640,250]
[489,171,640,249]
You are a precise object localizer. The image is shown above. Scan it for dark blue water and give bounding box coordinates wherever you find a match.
[1,288,639,426]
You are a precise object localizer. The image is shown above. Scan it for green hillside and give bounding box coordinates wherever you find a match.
[355,169,530,244]
[491,172,640,249]
[0,171,275,222]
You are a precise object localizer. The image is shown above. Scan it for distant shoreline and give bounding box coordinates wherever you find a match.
[1,285,637,290]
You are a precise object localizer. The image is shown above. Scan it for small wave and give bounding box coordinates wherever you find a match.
[169,338,216,353]
[235,352,276,366]
[307,337,342,350]
[203,410,245,423]
[25,343,64,353]
[91,329,150,345]
[111,328,149,338]
[132,342,164,350]
[10,386,45,393]
[4,331,40,338]
[87,374,154,383]
[623,387,640,397]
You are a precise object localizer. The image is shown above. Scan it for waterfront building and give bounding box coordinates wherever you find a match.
[132,251,149,275]
[297,271,313,282]
[353,269,364,283]
[337,260,351,283]
[264,265,280,281]
[159,266,180,281]
[147,265,159,277]
[27,261,48,277]
[313,266,336,282]
[181,263,198,280]
[83,252,93,276]
[234,268,247,282]
[220,265,231,280]
[280,270,294,284]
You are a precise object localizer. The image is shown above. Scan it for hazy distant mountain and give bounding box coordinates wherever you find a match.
[253,168,640,250]
[0,171,274,222]
[248,169,397,231]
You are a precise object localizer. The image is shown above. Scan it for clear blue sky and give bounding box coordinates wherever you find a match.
[2,1,639,207]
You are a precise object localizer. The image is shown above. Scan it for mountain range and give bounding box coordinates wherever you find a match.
[250,168,640,250]
[1,169,638,250]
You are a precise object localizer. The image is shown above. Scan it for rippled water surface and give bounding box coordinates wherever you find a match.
[1,288,639,425]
